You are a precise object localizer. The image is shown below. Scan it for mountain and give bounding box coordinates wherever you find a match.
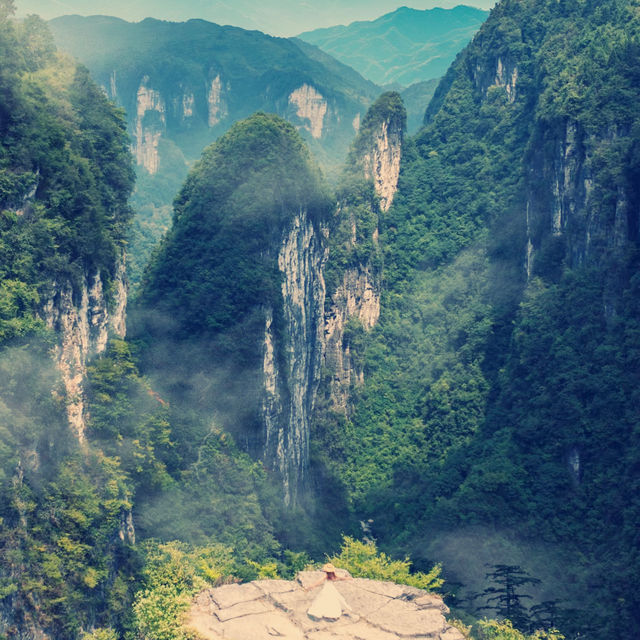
[18,0,496,36]
[312,0,640,637]
[135,113,333,507]
[47,15,381,170]
[0,10,279,639]
[48,15,381,286]
[0,9,137,636]
[297,5,489,86]
[3,0,640,638]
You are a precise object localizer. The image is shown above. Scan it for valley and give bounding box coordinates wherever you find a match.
[0,1,639,639]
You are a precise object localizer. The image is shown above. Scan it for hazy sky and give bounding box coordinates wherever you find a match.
[16,0,496,36]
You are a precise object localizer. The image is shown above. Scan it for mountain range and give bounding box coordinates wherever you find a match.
[17,0,495,36]
[48,14,381,284]
[298,5,489,85]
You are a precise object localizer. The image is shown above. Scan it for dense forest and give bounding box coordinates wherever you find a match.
[312,0,640,638]
[0,0,639,639]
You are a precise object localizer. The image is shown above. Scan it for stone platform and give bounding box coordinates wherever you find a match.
[186,571,466,640]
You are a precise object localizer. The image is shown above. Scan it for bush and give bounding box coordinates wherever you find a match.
[328,536,443,591]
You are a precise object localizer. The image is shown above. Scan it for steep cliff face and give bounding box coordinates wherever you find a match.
[263,210,327,504]
[322,93,405,412]
[525,119,637,278]
[138,114,332,504]
[473,54,519,103]
[288,84,328,140]
[324,263,380,412]
[134,79,166,174]
[0,14,136,638]
[207,74,228,127]
[361,117,403,212]
[42,258,128,443]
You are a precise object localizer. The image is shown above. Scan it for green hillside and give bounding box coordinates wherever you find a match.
[298,5,489,86]
[314,0,640,637]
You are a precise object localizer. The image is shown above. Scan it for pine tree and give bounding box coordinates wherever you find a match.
[480,565,541,631]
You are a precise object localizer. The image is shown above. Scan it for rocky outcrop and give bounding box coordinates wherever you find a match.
[289,85,328,140]
[263,210,326,505]
[134,78,166,174]
[362,117,403,212]
[524,119,637,277]
[109,69,117,100]
[324,265,380,412]
[493,57,518,102]
[42,257,127,443]
[186,572,465,640]
[208,74,228,127]
[322,93,404,412]
[472,54,519,103]
[182,92,195,120]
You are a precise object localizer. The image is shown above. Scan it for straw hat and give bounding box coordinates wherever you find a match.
[321,563,338,573]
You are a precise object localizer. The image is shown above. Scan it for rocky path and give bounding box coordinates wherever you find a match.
[186,571,466,640]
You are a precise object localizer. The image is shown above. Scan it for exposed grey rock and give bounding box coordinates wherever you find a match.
[186,572,462,640]
[362,117,403,212]
[263,209,326,505]
[42,254,128,443]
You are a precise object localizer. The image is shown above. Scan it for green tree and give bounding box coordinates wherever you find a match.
[480,565,540,631]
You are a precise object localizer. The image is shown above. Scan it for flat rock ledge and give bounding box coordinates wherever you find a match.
[186,570,465,640]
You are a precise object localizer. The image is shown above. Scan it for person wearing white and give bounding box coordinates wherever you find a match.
[305,563,352,620]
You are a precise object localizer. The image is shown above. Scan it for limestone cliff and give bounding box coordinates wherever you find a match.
[361,117,403,213]
[263,210,327,505]
[289,84,328,140]
[324,262,380,412]
[186,571,464,640]
[323,93,405,412]
[134,78,166,174]
[473,55,518,103]
[137,113,333,505]
[208,74,228,127]
[42,257,127,443]
[525,119,635,278]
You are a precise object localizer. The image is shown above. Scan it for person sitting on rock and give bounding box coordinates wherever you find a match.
[305,563,352,620]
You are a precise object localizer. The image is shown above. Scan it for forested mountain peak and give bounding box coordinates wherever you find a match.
[136,113,333,506]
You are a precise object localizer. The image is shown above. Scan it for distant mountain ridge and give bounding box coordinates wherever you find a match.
[19,0,495,36]
[48,15,380,160]
[298,5,489,86]
[49,14,382,285]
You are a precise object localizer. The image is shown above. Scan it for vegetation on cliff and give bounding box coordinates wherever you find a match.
[0,4,139,636]
[314,0,640,638]
[2,0,640,638]
[135,113,331,443]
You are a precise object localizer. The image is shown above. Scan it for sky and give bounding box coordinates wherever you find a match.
[15,0,496,36]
